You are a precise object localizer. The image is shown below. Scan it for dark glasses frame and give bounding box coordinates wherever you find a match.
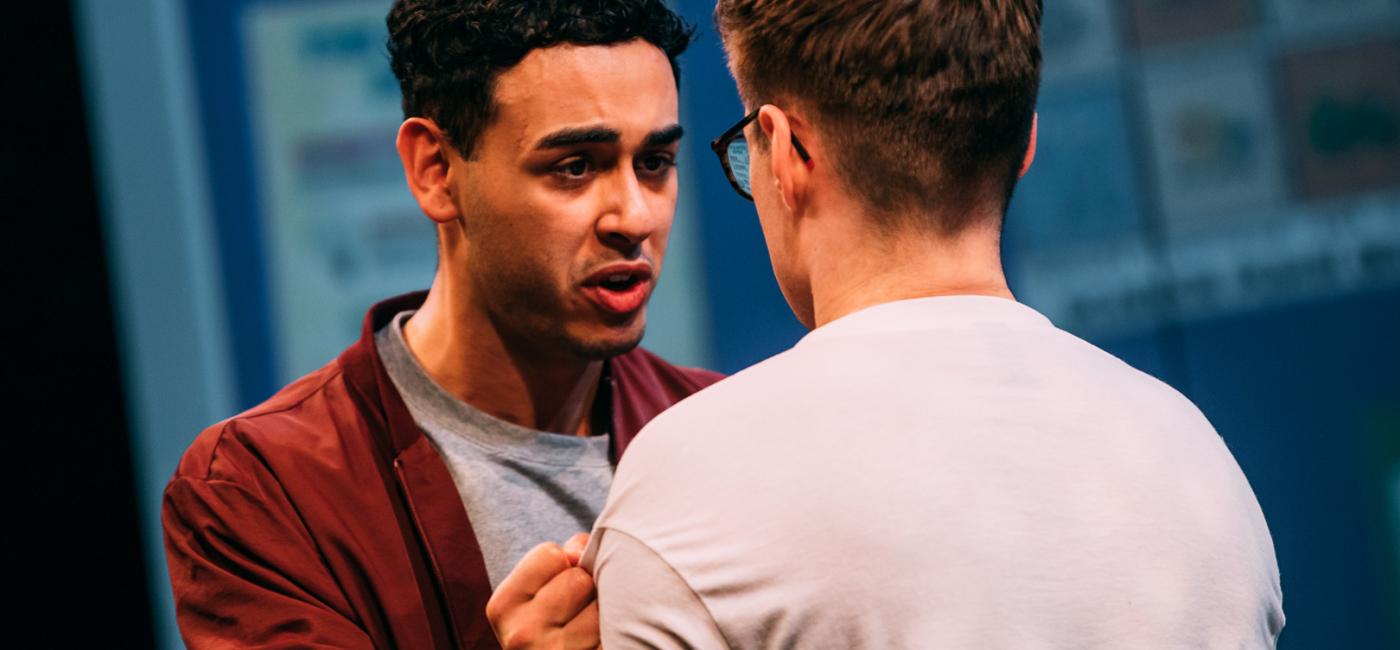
[709,107,812,201]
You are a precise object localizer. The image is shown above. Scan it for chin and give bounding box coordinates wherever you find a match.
[565,321,647,360]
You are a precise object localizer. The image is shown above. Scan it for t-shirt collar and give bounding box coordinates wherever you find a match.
[798,295,1053,347]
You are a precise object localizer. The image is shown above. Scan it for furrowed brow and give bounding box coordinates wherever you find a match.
[535,127,620,150]
[644,124,685,147]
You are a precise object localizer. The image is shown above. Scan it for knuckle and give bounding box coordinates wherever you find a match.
[501,626,537,649]
[484,597,505,622]
[542,544,569,567]
[528,543,570,572]
[566,567,595,591]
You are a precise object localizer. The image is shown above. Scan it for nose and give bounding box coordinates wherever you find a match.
[596,167,658,253]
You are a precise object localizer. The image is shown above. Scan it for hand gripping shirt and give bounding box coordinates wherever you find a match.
[162,292,722,649]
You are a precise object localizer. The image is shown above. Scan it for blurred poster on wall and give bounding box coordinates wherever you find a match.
[1142,55,1285,234]
[1011,38,1400,341]
[1126,0,1255,48]
[1281,38,1400,200]
[243,0,432,381]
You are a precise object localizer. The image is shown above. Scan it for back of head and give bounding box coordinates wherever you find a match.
[387,0,693,159]
[715,0,1042,234]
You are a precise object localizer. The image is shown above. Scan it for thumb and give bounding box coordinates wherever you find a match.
[562,532,590,566]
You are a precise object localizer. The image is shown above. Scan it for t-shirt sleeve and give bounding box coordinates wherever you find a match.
[589,527,728,650]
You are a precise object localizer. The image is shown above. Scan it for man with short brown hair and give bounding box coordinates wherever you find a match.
[715,0,1041,232]
[585,1,1284,647]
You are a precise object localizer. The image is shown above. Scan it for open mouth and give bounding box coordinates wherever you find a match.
[582,265,654,315]
[598,273,643,292]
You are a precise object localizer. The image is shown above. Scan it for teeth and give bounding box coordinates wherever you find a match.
[607,274,630,283]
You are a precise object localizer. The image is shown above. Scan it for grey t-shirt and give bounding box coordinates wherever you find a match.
[376,311,613,588]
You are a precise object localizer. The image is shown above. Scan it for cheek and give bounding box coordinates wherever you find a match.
[456,167,592,306]
[647,193,677,261]
[466,203,579,291]
[752,186,785,252]
[513,222,589,291]
[749,180,795,282]
[748,150,781,214]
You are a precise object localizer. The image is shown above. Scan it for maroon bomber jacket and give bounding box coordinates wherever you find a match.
[162,292,723,649]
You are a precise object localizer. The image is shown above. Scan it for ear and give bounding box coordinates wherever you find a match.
[1019,112,1037,179]
[756,104,810,215]
[396,117,461,224]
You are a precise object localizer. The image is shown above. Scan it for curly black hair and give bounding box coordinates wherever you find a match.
[387,0,694,158]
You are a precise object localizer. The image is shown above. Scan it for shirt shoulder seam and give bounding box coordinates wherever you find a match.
[192,364,352,483]
[595,525,734,648]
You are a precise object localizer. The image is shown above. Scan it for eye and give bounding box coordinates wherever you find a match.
[637,153,676,175]
[556,158,592,179]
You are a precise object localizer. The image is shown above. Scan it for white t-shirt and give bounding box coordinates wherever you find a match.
[585,296,1284,649]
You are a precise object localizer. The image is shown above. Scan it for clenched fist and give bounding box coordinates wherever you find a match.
[486,533,599,649]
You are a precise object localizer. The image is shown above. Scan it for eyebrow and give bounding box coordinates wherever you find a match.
[532,123,685,150]
[535,127,619,150]
[644,124,685,147]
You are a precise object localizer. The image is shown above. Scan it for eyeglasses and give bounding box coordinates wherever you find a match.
[709,108,812,201]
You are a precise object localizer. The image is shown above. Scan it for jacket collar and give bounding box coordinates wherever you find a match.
[331,291,713,647]
[339,291,665,458]
[338,291,494,648]
[341,291,439,457]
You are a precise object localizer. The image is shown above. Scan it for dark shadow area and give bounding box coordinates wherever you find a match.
[3,2,154,646]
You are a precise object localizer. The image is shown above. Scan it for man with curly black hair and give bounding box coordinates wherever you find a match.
[162,1,716,648]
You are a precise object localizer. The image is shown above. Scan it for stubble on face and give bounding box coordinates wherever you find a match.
[446,40,680,363]
[466,216,638,362]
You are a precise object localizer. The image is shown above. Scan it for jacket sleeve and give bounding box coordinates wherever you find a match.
[162,435,375,649]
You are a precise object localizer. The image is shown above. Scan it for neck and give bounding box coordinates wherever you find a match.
[805,215,1013,328]
[403,268,602,437]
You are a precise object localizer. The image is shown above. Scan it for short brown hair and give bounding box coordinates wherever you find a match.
[715,0,1042,233]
